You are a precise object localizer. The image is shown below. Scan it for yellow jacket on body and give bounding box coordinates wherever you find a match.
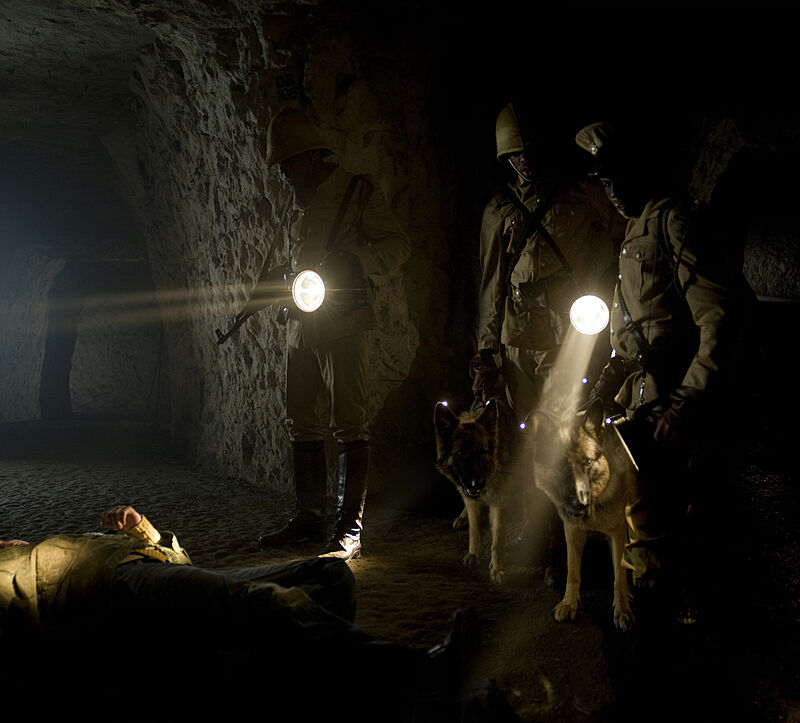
[0,516,190,630]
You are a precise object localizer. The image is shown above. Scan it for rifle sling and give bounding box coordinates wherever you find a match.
[326,174,364,253]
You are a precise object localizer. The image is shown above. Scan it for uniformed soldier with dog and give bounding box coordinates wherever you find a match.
[470,102,623,570]
[575,120,745,619]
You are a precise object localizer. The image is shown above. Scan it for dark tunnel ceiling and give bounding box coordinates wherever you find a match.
[2,1,796,149]
[0,0,151,256]
[0,0,153,153]
[1,0,798,257]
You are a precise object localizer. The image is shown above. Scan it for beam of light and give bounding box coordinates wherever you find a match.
[539,325,600,417]
[36,280,293,335]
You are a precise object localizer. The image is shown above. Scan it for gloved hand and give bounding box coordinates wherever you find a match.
[588,356,628,407]
[654,386,703,447]
[469,349,503,401]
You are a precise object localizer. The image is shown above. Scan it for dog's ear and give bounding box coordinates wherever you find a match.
[433,401,459,441]
[582,397,606,436]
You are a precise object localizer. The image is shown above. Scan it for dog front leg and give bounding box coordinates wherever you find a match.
[462,498,481,569]
[489,504,506,584]
[553,523,586,623]
[609,525,635,632]
[452,505,469,530]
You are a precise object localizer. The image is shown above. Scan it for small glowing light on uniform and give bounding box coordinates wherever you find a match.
[570,295,610,335]
[519,422,526,430]
[440,400,448,407]
[605,417,613,425]
[581,377,589,384]
[291,270,326,312]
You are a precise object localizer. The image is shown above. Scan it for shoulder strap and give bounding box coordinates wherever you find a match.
[658,201,694,301]
[326,174,365,252]
[615,282,651,361]
[503,189,573,291]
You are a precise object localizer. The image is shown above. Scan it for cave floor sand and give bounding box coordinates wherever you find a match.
[1,419,797,722]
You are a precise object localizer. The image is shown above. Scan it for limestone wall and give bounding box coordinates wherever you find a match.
[0,248,65,423]
[105,4,459,501]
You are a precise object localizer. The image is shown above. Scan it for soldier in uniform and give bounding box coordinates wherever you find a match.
[470,102,622,566]
[256,108,411,561]
[574,121,743,614]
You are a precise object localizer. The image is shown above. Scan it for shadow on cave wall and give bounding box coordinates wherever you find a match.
[39,259,169,425]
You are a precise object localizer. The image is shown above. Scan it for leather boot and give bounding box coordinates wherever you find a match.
[258,441,327,547]
[318,440,369,560]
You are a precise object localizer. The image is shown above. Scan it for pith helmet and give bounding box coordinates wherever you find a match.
[266,108,333,166]
[495,103,526,160]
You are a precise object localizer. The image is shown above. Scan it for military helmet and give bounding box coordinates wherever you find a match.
[575,122,639,176]
[495,103,526,160]
[266,108,333,167]
[575,122,617,160]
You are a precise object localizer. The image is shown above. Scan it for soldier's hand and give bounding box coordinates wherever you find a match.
[469,349,502,400]
[654,386,703,448]
[99,505,143,532]
[589,356,627,406]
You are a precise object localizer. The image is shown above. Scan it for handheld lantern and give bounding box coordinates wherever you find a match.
[569,295,609,335]
[291,270,326,312]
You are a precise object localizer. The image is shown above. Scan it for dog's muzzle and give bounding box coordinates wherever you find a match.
[567,492,590,518]
[459,478,484,498]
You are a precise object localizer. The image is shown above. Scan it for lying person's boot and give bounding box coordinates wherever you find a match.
[461,678,524,722]
[257,511,326,547]
[415,607,484,720]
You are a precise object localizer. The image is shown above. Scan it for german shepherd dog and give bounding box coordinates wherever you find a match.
[531,398,636,631]
[433,398,518,583]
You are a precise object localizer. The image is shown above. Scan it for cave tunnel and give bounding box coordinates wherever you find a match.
[1,2,799,721]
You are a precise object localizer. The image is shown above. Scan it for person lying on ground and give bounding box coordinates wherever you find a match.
[0,504,521,722]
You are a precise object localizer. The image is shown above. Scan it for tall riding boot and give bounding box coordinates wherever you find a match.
[258,440,327,547]
[319,440,370,560]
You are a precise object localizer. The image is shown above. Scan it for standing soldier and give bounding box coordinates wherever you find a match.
[256,108,411,561]
[470,102,622,566]
[574,121,744,617]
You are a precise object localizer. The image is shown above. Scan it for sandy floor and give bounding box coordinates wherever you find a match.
[0,417,797,722]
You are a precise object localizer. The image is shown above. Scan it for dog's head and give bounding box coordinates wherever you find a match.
[433,399,511,499]
[531,398,611,519]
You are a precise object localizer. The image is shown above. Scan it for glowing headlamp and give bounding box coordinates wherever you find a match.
[290,270,326,312]
[569,295,609,335]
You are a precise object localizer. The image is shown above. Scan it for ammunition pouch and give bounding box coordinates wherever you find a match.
[511,273,578,314]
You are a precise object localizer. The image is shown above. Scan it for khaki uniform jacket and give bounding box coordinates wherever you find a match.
[611,197,737,411]
[0,517,190,631]
[286,165,410,348]
[478,176,621,352]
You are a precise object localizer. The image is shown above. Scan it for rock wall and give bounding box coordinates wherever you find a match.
[6,1,795,508]
[97,1,800,506]
[0,248,65,423]
[70,262,168,421]
[102,3,461,503]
